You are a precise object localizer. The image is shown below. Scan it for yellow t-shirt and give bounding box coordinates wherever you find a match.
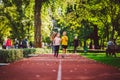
[61,36,68,45]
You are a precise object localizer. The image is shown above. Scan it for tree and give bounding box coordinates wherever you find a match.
[1,0,120,48]
[34,0,42,48]
[1,0,33,40]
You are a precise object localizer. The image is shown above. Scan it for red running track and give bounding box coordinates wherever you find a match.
[0,54,120,80]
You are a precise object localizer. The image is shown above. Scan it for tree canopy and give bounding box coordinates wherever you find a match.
[0,0,120,48]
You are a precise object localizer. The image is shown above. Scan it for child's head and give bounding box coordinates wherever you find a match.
[63,31,66,36]
[57,33,60,37]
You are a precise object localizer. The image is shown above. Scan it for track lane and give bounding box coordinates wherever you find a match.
[0,54,120,80]
[0,54,59,80]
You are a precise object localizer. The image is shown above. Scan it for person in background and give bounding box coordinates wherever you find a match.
[53,33,61,57]
[19,39,23,48]
[2,39,6,49]
[29,41,33,48]
[25,38,29,48]
[61,31,68,58]
[73,36,79,53]
[106,39,116,57]
[6,37,12,49]
[14,38,19,49]
[22,38,28,48]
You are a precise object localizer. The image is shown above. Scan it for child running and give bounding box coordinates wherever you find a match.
[53,33,61,57]
[50,32,57,54]
[61,31,68,58]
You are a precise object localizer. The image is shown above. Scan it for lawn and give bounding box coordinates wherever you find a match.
[80,53,120,68]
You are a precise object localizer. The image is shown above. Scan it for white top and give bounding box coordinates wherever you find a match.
[53,37,61,46]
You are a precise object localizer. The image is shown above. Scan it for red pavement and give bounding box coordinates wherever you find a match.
[0,54,120,80]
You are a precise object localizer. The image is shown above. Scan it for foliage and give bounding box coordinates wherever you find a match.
[0,49,23,63]
[23,48,50,57]
[0,0,120,48]
[0,0,34,40]
[0,48,51,63]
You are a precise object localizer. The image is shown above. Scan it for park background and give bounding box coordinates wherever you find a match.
[0,0,120,70]
[0,0,120,49]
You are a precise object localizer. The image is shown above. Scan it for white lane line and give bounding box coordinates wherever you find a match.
[57,60,62,80]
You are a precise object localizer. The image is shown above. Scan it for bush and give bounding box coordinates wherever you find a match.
[23,48,36,57]
[23,48,51,57]
[0,49,23,63]
[0,48,51,63]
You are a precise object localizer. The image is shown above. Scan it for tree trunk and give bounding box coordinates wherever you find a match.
[93,25,99,49]
[100,38,104,50]
[89,39,92,49]
[34,0,42,48]
[106,25,109,41]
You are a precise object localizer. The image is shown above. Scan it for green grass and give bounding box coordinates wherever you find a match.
[80,53,120,68]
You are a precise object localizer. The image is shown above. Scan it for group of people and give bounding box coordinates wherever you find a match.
[2,37,33,49]
[50,31,68,58]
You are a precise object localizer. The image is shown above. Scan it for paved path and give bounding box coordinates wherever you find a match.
[0,54,120,80]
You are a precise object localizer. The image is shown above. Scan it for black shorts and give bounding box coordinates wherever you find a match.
[62,45,68,49]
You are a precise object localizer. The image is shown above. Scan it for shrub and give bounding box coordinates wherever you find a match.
[0,49,23,63]
[23,48,36,57]
[23,48,51,57]
[0,48,51,63]
[34,48,50,54]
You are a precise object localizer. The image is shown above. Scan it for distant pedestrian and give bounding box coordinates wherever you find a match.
[14,38,19,49]
[6,37,12,49]
[2,39,6,49]
[29,41,33,48]
[22,38,28,48]
[61,31,68,58]
[106,39,116,57]
[53,33,61,57]
[73,36,79,53]
[19,40,23,48]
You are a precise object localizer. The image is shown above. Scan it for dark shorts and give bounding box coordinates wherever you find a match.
[62,45,68,49]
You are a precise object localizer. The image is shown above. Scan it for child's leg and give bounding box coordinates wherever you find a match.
[56,46,59,57]
[62,45,67,58]
[55,46,58,57]
[62,48,65,54]
[62,48,66,58]
[54,46,57,57]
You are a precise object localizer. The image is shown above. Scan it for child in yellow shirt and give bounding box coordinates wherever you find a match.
[61,31,68,58]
